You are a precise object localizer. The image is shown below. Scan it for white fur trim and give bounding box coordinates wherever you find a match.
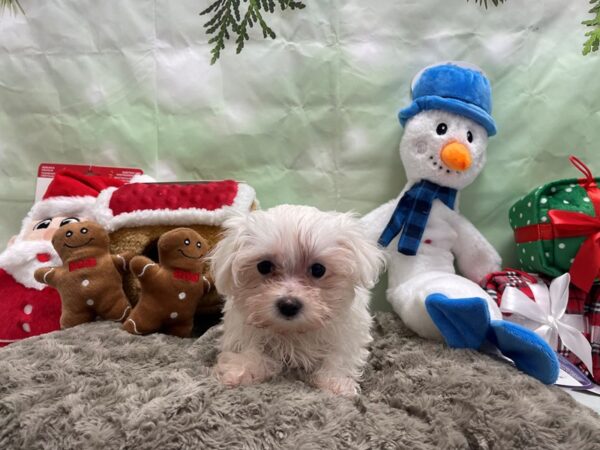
[0,240,61,290]
[94,183,256,232]
[129,174,156,183]
[20,196,98,238]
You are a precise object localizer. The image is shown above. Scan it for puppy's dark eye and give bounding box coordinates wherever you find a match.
[257,260,273,275]
[34,219,52,230]
[467,130,473,143]
[60,217,80,227]
[184,239,190,246]
[436,123,448,135]
[80,227,88,234]
[310,263,326,279]
[66,231,73,238]
[196,242,202,248]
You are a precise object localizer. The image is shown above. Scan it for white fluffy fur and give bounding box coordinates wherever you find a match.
[211,205,384,396]
[0,239,61,290]
[363,109,502,341]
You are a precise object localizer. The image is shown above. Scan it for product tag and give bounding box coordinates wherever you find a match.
[35,163,143,201]
[555,355,593,389]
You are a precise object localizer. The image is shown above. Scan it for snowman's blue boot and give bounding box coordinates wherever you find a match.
[425,294,490,349]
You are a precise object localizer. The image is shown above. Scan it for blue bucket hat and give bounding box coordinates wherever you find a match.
[398,62,497,136]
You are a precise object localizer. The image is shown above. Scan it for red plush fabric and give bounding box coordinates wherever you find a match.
[0,269,62,347]
[109,180,239,215]
[44,170,126,199]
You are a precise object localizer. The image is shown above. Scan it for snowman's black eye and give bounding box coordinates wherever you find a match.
[436,123,448,135]
[65,231,73,238]
[467,131,473,143]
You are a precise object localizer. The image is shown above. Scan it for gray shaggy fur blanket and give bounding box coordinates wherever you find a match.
[1,312,599,450]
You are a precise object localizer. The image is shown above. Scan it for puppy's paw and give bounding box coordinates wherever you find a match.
[213,351,267,388]
[312,373,359,397]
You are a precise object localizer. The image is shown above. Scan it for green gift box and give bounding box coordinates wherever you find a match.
[509,156,600,292]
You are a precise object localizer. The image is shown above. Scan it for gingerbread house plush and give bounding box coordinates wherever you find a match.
[92,180,257,317]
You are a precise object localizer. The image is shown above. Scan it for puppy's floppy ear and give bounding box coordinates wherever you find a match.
[210,214,249,296]
[338,213,386,289]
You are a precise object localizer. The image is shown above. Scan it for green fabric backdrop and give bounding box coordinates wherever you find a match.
[0,0,598,310]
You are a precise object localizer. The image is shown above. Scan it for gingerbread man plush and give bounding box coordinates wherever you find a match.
[123,228,209,337]
[34,221,132,329]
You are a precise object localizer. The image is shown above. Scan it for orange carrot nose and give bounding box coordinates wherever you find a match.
[440,142,472,171]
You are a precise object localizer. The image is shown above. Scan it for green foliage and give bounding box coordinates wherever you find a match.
[583,0,600,55]
[200,0,305,64]
[467,0,505,8]
[0,0,24,14]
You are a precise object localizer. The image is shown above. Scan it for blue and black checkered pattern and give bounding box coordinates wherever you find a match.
[378,179,457,255]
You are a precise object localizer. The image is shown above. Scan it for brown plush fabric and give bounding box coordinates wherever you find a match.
[123,228,209,337]
[33,221,131,328]
[1,312,599,449]
[109,224,224,314]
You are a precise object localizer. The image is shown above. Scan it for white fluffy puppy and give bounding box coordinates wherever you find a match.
[211,204,384,396]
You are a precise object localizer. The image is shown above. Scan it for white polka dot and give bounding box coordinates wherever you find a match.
[522,248,526,254]
[570,258,574,264]
[541,216,548,222]
[512,207,516,212]
[86,299,94,306]
[565,188,572,193]
[22,323,31,333]
[545,252,550,258]
[519,213,523,218]
[551,187,556,193]
[526,220,531,225]
[530,256,535,261]
[563,200,569,205]
[170,312,178,319]
[527,202,532,208]
[23,304,33,315]
[558,243,566,250]
[584,197,590,203]
[540,198,548,204]
[570,184,576,188]
[519,258,523,264]
[178,292,186,300]
[82,279,90,287]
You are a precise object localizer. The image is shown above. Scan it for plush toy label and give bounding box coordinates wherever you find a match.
[35,163,144,202]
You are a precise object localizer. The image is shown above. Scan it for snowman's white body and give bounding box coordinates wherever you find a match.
[364,189,502,340]
[362,109,502,340]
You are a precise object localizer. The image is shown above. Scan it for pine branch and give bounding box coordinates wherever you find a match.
[467,0,505,8]
[200,0,305,64]
[0,0,24,14]
[583,0,600,55]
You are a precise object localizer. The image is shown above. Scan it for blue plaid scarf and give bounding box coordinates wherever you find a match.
[378,179,457,255]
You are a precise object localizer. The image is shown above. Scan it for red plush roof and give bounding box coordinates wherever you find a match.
[109,180,239,216]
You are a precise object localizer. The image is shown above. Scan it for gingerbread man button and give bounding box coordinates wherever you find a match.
[123,228,209,337]
[34,221,132,329]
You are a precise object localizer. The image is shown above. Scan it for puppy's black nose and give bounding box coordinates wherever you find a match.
[276,297,303,319]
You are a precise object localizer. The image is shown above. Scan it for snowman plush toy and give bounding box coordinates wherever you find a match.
[363,62,559,384]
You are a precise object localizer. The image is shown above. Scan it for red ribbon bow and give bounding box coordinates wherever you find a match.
[548,209,600,292]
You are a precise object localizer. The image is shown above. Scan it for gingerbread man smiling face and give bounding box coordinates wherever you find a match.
[123,228,209,337]
[34,221,132,329]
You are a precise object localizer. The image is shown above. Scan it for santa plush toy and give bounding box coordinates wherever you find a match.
[0,170,125,346]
